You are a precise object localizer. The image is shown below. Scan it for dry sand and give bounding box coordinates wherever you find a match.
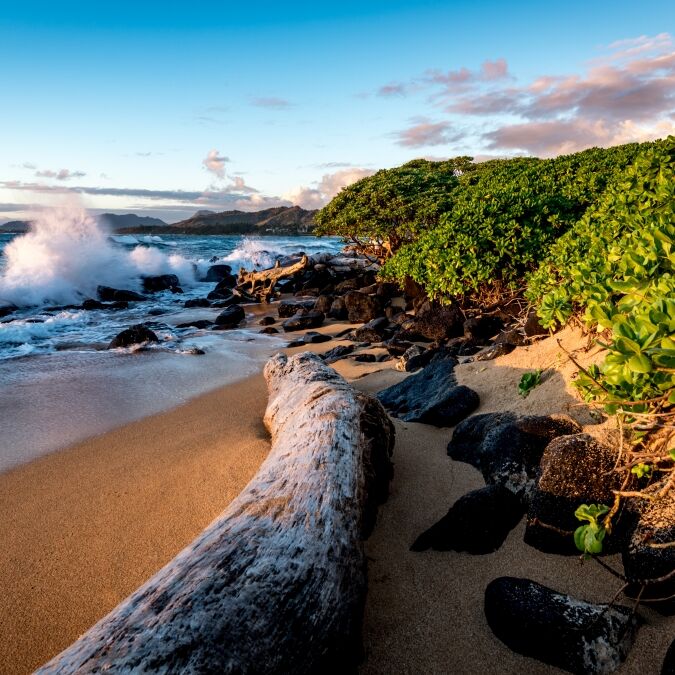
[0,373,271,674]
[1,319,672,674]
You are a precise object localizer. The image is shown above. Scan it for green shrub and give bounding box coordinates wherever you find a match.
[314,157,474,254]
[529,137,674,418]
[379,145,643,301]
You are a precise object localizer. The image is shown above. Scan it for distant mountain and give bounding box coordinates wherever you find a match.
[0,213,168,234]
[98,213,168,230]
[119,205,317,235]
[2,207,316,236]
[0,220,29,233]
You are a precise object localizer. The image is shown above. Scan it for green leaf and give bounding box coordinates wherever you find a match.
[627,353,652,373]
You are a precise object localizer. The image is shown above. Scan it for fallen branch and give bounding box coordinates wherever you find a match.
[236,254,310,302]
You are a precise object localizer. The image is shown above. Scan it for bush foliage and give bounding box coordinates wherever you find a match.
[529,137,674,414]
[314,157,474,254]
[379,145,644,299]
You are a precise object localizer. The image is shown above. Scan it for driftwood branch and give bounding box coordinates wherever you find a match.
[236,255,309,302]
[37,352,394,675]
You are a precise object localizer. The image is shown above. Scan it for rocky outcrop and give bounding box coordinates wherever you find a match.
[201,264,233,282]
[213,305,245,329]
[524,434,623,554]
[344,291,383,323]
[622,486,675,615]
[141,274,181,293]
[278,298,317,318]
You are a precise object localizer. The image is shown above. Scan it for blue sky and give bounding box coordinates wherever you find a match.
[1,1,673,222]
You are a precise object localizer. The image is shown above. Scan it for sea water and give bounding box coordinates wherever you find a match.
[0,206,342,471]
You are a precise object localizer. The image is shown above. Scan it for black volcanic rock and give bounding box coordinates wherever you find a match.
[213,305,245,329]
[411,485,524,554]
[202,264,233,282]
[184,298,211,308]
[485,577,639,674]
[97,286,146,302]
[282,311,325,332]
[141,274,180,293]
[377,356,479,427]
[108,324,158,349]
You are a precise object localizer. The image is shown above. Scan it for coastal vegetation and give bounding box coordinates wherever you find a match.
[317,135,675,555]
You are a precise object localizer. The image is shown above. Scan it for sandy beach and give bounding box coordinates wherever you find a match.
[0,372,270,674]
[1,323,673,674]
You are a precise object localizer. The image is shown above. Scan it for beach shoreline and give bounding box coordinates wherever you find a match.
[2,321,673,675]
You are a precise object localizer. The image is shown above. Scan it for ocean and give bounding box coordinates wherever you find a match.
[0,208,342,472]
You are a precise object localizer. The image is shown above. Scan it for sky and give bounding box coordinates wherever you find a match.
[0,0,673,223]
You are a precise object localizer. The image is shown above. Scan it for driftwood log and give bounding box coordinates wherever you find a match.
[37,352,394,674]
[237,254,309,302]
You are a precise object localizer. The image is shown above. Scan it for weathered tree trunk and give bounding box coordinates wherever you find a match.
[37,352,394,675]
[236,255,309,302]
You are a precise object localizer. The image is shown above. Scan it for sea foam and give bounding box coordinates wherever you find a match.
[0,204,195,308]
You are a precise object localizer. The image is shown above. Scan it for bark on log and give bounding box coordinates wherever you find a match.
[236,255,309,302]
[37,352,394,675]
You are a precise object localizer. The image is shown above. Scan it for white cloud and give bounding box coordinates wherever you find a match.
[202,149,230,179]
[284,168,375,209]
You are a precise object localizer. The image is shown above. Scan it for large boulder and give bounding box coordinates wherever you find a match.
[377,356,479,426]
[450,415,582,502]
[282,311,325,332]
[411,485,524,554]
[446,412,518,464]
[213,305,245,329]
[485,577,639,674]
[202,264,233,282]
[524,434,625,554]
[108,324,158,349]
[328,296,348,320]
[410,299,464,341]
[350,317,389,343]
[313,294,334,315]
[141,274,180,293]
[97,285,146,302]
[343,291,383,323]
[207,275,237,299]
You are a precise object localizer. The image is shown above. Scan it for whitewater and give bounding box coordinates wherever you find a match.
[0,206,342,471]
